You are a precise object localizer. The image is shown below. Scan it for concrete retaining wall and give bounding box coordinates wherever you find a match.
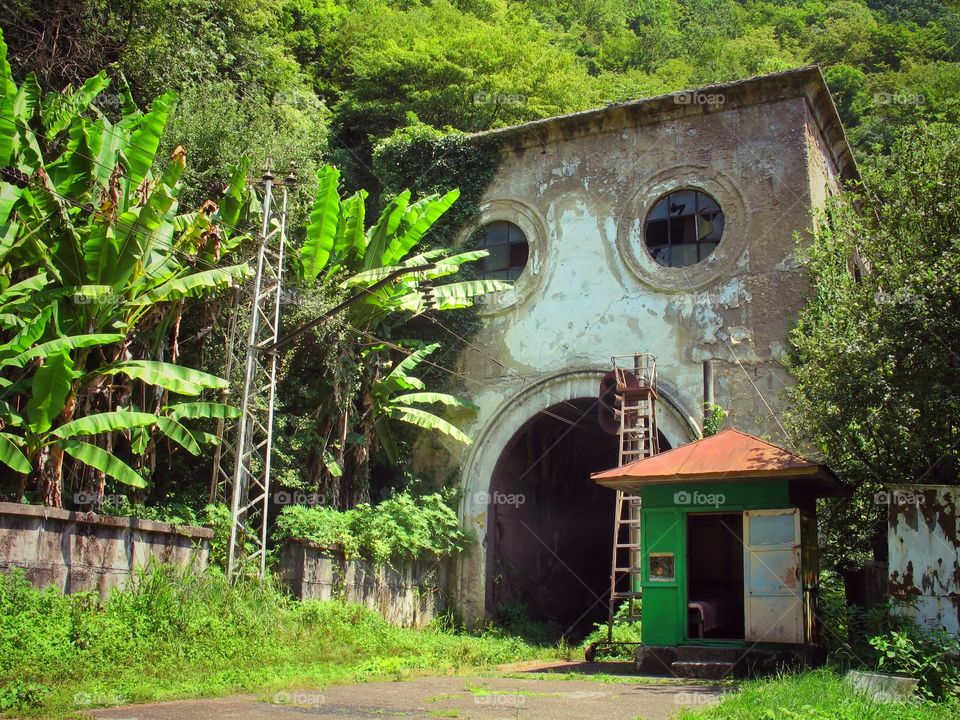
[0,501,212,600]
[279,540,447,628]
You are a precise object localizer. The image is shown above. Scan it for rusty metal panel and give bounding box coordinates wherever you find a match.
[744,509,804,644]
[593,429,818,482]
[887,484,960,634]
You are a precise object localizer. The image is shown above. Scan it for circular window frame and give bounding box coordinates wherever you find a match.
[457,199,547,315]
[643,188,725,269]
[617,167,749,292]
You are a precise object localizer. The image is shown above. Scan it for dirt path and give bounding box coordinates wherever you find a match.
[90,662,724,720]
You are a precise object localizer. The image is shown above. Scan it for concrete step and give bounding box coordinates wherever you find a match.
[676,645,741,663]
[671,660,735,680]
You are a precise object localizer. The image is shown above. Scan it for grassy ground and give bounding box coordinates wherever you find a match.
[0,566,560,718]
[5,567,960,720]
[676,669,960,720]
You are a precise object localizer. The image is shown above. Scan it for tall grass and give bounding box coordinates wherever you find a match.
[0,565,551,717]
[677,670,960,720]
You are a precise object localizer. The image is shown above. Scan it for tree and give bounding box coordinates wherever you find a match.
[786,122,960,568]
[274,164,508,508]
[0,30,247,506]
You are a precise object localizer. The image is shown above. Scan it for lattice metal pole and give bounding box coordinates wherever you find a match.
[209,285,242,504]
[225,163,291,578]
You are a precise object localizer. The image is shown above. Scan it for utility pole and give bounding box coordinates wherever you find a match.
[216,162,435,579]
[221,162,295,579]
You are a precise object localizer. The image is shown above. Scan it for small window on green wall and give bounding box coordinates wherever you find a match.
[649,553,675,581]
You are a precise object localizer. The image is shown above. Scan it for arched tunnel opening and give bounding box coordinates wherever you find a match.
[485,397,670,640]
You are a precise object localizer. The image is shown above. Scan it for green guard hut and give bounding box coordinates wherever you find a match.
[591,428,846,677]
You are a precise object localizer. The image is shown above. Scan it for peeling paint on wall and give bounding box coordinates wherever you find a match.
[432,69,858,625]
[887,484,960,634]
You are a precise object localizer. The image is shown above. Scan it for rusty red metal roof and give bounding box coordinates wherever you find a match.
[592,428,843,493]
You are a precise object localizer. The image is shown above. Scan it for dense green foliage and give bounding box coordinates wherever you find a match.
[787,122,960,567]
[274,491,470,564]
[0,30,249,506]
[4,0,959,196]
[817,572,960,699]
[3,0,957,513]
[0,565,549,716]
[273,163,504,507]
[580,601,644,660]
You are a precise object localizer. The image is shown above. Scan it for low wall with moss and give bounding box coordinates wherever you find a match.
[279,540,448,628]
[0,502,212,600]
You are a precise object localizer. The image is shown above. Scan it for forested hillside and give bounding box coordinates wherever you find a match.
[4,0,958,200]
[1,0,958,557]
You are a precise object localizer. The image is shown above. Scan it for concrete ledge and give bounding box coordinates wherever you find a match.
[0,501,213,538]
[845,670,919,703]
[0,502,211,600]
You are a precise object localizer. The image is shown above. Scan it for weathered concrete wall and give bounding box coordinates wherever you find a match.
[279,540,448,628]
[0,502,212,600]
[428,68,857,625]
[887,485,960,634]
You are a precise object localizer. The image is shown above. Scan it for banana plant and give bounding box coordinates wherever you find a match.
[371,342,476,464]
[298,164,507,331]
[287,164,508,507]
[0,28,250,506]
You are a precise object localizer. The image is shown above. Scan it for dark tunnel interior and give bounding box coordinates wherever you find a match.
[485,397,670,640]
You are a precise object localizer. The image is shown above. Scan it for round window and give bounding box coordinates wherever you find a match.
[472,220,529,280]
[644,189,724,268]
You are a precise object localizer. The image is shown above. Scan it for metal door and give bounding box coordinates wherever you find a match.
[743,508,803,644]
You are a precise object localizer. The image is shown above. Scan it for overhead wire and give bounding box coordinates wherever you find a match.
[335,319,592,430]
[342,266,592,419]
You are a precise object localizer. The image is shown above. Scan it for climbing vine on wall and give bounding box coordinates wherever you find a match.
[373,120,502,391]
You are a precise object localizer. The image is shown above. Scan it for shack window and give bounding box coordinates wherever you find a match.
[473,221,529,280]
[649,552,675,582]
[644,189,723,268]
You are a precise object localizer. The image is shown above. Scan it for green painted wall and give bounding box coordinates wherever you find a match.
[642,479,790,510]
[638,478,793,647]
[640,507,685,645]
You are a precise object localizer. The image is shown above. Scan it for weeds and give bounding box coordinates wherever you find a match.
[0,565,551,718]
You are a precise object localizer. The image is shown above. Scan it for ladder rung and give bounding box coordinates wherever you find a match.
[617,519,641,525]
[612,591,643,599]
[614,567,643,573]
[614,543,641,549]
[613,616,642,622]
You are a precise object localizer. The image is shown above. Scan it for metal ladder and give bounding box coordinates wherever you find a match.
[587,354,659,660]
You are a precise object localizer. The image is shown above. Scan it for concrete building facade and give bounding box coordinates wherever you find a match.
[429,67,857,630]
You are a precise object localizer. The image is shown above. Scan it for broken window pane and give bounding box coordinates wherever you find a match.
[644,189,724,268]
[472,220,529,281]
[646,218,669,248]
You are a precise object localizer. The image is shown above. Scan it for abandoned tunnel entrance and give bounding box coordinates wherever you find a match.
[484,397,670,639]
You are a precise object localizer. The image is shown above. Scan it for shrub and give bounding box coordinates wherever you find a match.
[580,602,643,660]
[0,564,548,714]
[870,627,960,699]
[273,491,470,565]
